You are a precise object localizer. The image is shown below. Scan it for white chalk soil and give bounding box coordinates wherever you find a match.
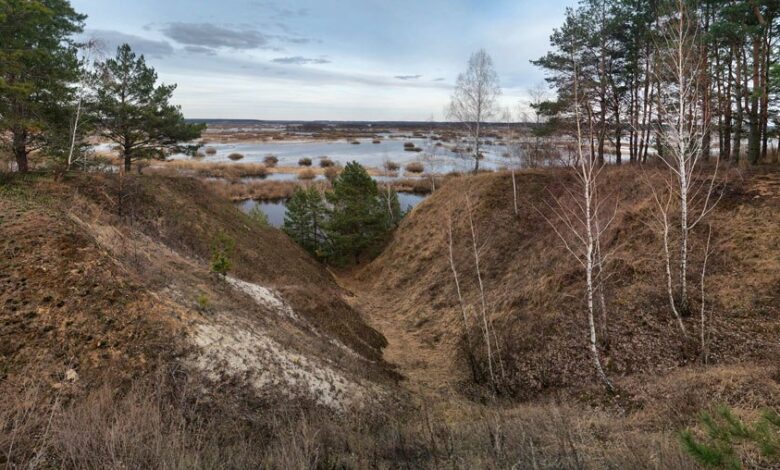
[190,276,375,410]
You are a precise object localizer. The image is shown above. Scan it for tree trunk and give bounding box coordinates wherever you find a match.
[732,44,743,163]
[760,25,771,162]
[12,129,29,173]
[701,8,712,161]
[724,52,733,161]
[747,35,761,165]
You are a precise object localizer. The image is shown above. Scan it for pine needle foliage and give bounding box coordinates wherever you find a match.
[680,406,780,469]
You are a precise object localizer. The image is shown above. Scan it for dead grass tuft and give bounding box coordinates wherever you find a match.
[298,169,317,180]
[405,162,424,174]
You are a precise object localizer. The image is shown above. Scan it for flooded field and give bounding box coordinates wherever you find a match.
[177,137,512,175]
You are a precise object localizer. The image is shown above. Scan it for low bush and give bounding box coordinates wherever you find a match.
[298,158,312,167]
[263,155,279,167]
[384,161,400,172]
[403,142,415,149]
[228,153,244,161]
[204,147,217,155]
[319,158,335,168]
[405,162,424,173]
[372,139,381,144]
[351,141,361,145]
[210,231,234,276]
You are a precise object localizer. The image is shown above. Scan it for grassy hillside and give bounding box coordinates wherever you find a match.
[356,166,780,404]
[3,168,780,468]
[0,173,397,466]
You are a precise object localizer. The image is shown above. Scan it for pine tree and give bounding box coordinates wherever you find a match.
[324,162,388,264]
[283,186,327,256]
[91,44,204,172]
[681,406,780,469]
[0,0,85,172]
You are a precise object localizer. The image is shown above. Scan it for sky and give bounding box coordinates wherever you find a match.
[70,0,573,121]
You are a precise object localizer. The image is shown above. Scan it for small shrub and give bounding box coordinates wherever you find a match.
[319,158,335,168]
[263,155,279,167]
[351,140,360,145]
[228,153,244,161]
[194,151,206,158]
[403,142,415,149]
[204,147,217,155]
[210,231,235,276]
[405,162,424,173]
[372,139,381,144]
[196,293,210,311]
[298,169,317,180]
[384,160,400,171]
[298,157,312,167]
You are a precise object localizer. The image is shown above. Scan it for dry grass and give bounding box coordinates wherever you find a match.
[358,167,780,400]
[144,160,268,179]
[324,166,341,181]
[0,368,698,469]
[205,179,300,201]
[298,169,317,180]
[384,177,435,194]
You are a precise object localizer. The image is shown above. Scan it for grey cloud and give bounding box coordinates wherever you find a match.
[184,45,217,56]
[271,56,330,65]
[161,22,269,50]
[394,75,422,80]
[87,29,174,58]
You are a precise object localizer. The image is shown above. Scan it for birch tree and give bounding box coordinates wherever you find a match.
[67,39,101,170]
[538,50,616,392]
[448,49,502,173]
[651,0,721,325]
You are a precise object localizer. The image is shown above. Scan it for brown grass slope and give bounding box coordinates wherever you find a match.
[0,173,392,400]
[357,166,780,402]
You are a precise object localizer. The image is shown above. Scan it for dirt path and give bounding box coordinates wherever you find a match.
[336,274,464,398]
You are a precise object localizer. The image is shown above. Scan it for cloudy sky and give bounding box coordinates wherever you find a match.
[71,0,572,121]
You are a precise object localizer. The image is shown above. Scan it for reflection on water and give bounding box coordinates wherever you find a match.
[397,192,427,212]
[237,199,288,228]
[236,192,429,229]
